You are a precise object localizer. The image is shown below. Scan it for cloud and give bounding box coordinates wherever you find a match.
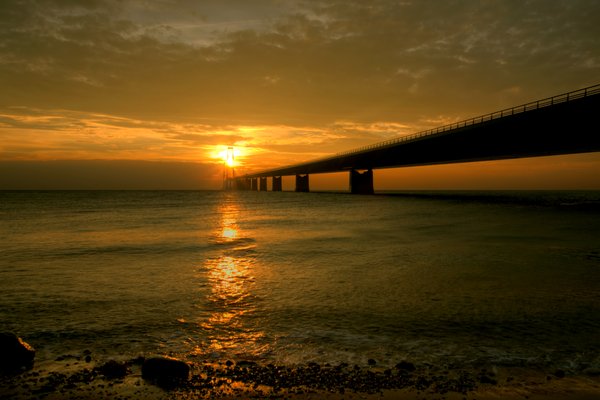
[0,107,249,162]
[2,0,598,127]
[0,160,222,189]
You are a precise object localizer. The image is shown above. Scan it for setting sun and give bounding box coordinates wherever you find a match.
[218,146,241,168]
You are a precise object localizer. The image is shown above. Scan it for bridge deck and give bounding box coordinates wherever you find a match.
[242,84,600,179]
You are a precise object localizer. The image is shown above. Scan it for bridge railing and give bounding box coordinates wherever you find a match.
[334,83,600,158]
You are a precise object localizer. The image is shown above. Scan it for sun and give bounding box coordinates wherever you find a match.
[218,146,241,168]
[217,147,234,167]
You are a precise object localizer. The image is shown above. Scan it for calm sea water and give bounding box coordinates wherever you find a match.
[1,190,599,372]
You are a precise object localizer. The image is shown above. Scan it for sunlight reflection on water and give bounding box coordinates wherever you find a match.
[194,195,268,359]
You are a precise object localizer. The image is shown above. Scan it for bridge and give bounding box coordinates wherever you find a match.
[228,84,600,194]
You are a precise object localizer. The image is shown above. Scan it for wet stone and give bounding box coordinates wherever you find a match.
[478,374,497,385]
[237,360,257,368]
[583,367,600,377]
[129,356,145,365]
[142,356,190,386]
[395,361,416,372]
[95,360,128,380]
[0,332,35,374]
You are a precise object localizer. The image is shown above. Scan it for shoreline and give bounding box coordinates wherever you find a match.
[2,353,599,399]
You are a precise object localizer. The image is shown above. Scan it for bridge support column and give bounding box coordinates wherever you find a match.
[272,176,282,191]
[236,178,250,190]
[259,177,268,191]
[251,178,258,191]
[295,174,309,192]
[350,169,374,194]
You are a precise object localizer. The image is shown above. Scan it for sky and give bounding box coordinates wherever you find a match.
[1,0,599,190]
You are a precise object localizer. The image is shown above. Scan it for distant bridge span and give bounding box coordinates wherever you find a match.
[231,84,600,194]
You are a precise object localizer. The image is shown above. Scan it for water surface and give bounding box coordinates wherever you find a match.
[1,190,599,373]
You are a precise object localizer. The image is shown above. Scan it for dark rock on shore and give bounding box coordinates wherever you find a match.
[478,374,497,385]
[142,356,189,386]
[395,361,416,372]
[0,332,35,374]
[583,367,600,377]
[236,360,257,368]
[95,360,128,380]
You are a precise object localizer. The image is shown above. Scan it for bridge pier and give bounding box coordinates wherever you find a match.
[272,176,282,191]
[259,177,268,191]
[251,178,258,191]
[295,174,309,192]
[238,178,251,190]
[350,169,374,194]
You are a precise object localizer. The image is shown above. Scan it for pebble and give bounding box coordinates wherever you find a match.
[142,356,190,386]
[395,361,416,372]
[0,333,36,373]
[95,360,128,380]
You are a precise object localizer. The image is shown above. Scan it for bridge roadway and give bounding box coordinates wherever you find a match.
[230,84,600,194]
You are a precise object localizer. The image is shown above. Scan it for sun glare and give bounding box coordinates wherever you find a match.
[218,146,241,168]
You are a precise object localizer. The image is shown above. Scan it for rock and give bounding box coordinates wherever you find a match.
[367,358,377,366]
[142,356,189,386]
[237,360,257,368]
[583,367,600,377]
[0,332,35,374]
[554,369,565,378]
[129,356,145,365]
[395,361,416,372]
[478,374,497,385]
[96,360,128,379]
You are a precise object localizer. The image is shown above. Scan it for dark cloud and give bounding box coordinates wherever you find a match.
[1,0,598,126]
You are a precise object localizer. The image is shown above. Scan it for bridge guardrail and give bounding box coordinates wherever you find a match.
[335,83,600,158]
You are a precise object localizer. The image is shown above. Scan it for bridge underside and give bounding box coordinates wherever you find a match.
[234,91,600,193]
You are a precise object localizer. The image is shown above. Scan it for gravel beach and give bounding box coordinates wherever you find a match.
[2,352,599,400]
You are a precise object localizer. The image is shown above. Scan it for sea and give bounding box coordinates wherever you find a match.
[1,190,599,375]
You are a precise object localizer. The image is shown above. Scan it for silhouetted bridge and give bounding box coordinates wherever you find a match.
[229,84,600,194]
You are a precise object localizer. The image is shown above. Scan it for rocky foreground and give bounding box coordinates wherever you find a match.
[4,354,599,400]
[1,354,481,399]
[1,333,599,399]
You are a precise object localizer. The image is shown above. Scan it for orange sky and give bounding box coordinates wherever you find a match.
[1,0,599,190]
